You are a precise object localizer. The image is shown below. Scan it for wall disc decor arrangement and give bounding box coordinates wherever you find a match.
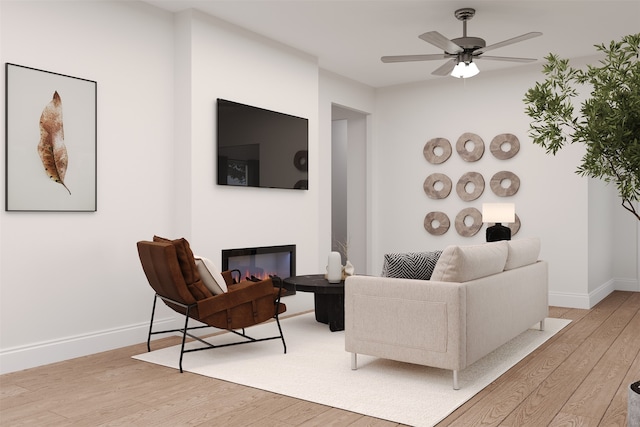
[456,171,485,201]
[422,132,522,237]
[423,138,452,164]
[456,132,484,162]
[424,211,450,235]
[490,171,520,196]
[455,207,483,237]
[490,133,520,160]
[423,173,452,199]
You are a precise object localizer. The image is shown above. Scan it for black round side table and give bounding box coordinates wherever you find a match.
[283,274,345,331]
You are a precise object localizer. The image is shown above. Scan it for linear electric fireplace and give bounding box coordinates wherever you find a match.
[222,245,296,295]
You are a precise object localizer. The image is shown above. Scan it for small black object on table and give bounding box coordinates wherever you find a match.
[283,274,344,332]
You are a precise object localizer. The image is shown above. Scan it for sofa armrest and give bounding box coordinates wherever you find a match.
[463,260,548,365]
[344,275,467,371]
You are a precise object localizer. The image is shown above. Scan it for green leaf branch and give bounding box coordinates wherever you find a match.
[524,33,640,221]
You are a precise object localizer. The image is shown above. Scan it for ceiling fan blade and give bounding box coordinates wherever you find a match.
[381,54,450,63]
[475,55,537,63]
[476,32,542,54]
[431,59,457,76]
[419,31,463,54]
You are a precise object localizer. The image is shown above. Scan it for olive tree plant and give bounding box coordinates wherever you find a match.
[523,33,640,221]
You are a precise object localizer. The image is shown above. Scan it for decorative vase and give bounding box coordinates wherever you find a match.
[327,251,343,283]
[343,260,355,279]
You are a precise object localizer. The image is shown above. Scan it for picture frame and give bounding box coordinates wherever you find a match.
[5,63,97,211]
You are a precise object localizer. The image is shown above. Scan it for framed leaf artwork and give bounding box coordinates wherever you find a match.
[5,63,96,211]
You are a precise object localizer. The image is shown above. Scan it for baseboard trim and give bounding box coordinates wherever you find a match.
[549,278,639,310]
[0,317,180,375]
[589,279,617,309]
[549,292,591,309]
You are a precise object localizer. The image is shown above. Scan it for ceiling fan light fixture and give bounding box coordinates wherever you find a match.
[451,60,479,78]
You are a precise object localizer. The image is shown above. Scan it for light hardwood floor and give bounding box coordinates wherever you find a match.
[1,291,638,426]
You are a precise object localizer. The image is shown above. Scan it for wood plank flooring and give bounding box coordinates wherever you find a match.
[1,291,638,426]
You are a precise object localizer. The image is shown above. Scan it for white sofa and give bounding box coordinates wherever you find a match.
[344,238,548,389]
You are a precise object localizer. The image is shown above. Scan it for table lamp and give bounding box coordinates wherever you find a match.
[482,203,515,242]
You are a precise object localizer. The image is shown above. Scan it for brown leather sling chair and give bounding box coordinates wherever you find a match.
[137,237,286,372]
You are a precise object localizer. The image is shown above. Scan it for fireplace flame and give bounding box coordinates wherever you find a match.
[243,269,279,281]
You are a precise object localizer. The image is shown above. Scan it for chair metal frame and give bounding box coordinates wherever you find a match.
[147,282,287,373]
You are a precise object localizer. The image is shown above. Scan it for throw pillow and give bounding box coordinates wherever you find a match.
[381,251,442,280]
[194,256,228,295]
[153,236,201,285]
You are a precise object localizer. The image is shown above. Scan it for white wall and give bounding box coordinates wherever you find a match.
[612,200,640,292]
[0,1,177,373]
[371,62,638,308]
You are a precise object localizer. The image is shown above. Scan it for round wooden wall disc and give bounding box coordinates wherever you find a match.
[456,133,484,162]
[510,213,521,236]
[423,173,452,199]
[293,150,308,171]
[455,207,483,237]
[490,171,520,196]
[424,138,452,164]
[424,211,450,235]
[490,134,520,160]
[456,172,485,201]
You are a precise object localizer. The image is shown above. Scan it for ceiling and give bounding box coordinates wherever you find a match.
[143,0,639,88]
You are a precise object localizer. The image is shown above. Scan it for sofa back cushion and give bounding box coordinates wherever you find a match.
[153,235,201,285]
[504,237,541,270]
[431,241,508,282]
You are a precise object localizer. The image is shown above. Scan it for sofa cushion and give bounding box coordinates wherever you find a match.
[381,251,442,280]
[187,280,214,300]
[194,256,228,295]
[430,241,508,282]
[504,237,541,270]
[153,236,201,285]
[153,235,201,285]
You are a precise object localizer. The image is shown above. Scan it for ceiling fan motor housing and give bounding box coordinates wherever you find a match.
[450,36,486,52]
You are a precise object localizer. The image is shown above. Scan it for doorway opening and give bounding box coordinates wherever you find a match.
[331,105,368,273]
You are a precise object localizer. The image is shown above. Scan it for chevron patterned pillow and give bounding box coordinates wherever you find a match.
[381,251,442,280]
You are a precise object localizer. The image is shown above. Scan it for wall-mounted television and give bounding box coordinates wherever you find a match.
[216,98,309,190]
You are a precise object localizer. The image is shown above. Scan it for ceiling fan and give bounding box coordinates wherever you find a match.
[381,8,542,78]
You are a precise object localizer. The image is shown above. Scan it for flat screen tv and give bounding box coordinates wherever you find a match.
[217,98,308,190]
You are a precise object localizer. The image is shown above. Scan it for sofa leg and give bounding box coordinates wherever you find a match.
[351,353,358,370]
[539,319,545,331]
[453,370,459,390]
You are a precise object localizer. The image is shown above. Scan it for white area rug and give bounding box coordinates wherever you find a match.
[134,313,570,427]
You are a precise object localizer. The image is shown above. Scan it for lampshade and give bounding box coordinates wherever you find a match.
[451,61,479,78]
[482,203,515,223]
